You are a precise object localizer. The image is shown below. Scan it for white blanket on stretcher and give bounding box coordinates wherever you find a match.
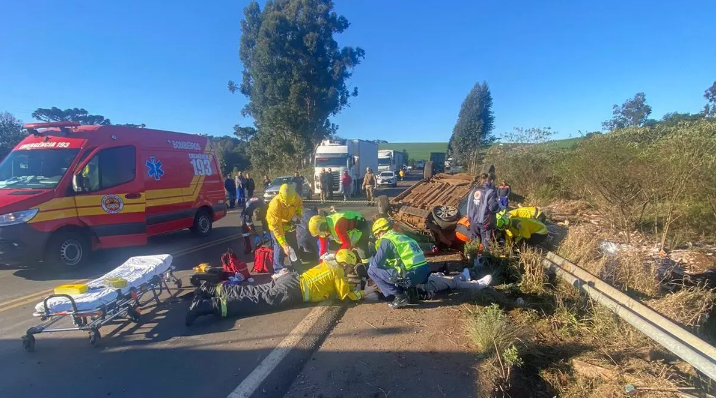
[35,254,173,314]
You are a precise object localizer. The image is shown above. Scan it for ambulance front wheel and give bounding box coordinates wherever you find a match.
[44,231,91,269]
[191,209,213,237]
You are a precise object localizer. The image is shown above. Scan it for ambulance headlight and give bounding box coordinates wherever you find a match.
[0,209,39,226]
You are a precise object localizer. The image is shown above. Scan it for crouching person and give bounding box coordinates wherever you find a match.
[186,249,368,325]
[367,218,430,309]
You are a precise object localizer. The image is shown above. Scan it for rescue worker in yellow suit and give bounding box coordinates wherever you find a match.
[185,249,375,325]
[266,184,303,275]
[496,213,548,246]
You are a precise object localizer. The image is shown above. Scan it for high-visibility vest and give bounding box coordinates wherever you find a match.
[379,231,427,273]
[326,211,364,246]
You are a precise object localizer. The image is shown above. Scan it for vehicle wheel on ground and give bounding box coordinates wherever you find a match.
[431,205,460,230]
[377,195,390,216]
[191,209,213,237]
[44,230,91,269]
[424,161,434,180]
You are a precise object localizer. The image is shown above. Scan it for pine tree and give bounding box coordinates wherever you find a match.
[449,82,495,173]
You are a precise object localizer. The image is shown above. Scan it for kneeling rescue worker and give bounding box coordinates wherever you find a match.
[186,249,371,325]
[367,218,430,309]
[308,211,371,262]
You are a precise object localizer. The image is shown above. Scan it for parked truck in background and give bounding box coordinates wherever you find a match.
[429,152,446,175]
[313,139,378,196]
[377,149,405,173]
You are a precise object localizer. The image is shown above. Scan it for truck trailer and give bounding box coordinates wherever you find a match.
[313,139,378,195]
[377,149,405,173]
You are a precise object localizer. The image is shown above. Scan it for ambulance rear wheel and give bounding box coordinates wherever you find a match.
[191,209,213,237]
[45,231,91,269]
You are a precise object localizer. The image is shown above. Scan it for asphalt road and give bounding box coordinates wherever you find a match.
[0,172,421,398]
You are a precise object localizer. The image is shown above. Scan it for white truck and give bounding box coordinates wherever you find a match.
[314,139,379,196]
[377,149,405,173]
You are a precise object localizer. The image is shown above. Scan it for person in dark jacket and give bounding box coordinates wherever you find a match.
[292,172,304,197]
[497,180,511,209]
[466,173,500,251]
[326,168,335,200]
[240,197,267,254]
[224,176,237,209]
[245,173,256,198]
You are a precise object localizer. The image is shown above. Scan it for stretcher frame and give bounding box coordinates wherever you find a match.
[22,267,182,352]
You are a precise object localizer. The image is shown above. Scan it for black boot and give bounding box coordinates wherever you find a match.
[186,298,218,326]
[388,294,410,309]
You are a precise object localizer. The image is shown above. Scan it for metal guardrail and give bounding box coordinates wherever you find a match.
[541,251,716,382]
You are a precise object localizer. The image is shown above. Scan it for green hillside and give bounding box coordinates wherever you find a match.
[378,142,448,161]
[379,137,584,161]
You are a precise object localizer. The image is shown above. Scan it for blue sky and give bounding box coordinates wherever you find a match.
[1,0,714,142]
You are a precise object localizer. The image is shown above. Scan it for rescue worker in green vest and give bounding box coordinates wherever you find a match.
[307,211,371,262]
[367,218,430,309]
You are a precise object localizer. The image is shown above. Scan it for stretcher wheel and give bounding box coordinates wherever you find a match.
[89,329,101,346]
[22,334,35,353]
[174,279,183,289]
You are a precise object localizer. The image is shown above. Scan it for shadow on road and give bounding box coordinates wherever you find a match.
[6,226,243,282]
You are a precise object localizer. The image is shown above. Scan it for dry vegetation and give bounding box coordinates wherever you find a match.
[464,198,715,395]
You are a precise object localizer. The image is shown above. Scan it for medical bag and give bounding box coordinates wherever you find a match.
[221,248,252,280]
[252,246,274,274]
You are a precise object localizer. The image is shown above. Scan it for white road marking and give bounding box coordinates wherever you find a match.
[227,304,331,398]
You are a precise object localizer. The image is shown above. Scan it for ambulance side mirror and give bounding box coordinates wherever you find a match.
[72,174,85,193]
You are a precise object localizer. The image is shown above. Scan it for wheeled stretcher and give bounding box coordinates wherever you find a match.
[22,254,181,352]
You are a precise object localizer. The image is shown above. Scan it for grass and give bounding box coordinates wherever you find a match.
[378,142,448,162]
[379,137,584,164]
[465,304,523,356]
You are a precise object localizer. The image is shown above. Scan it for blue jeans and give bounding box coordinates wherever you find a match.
[368,264,430,297]
[237,188,246,206]
[499,196,508,209]
[271,230,298,273]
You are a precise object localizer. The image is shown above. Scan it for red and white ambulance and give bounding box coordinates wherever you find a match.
[0,122,227,268]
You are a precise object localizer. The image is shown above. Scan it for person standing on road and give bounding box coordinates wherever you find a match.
[362,167,376,202]
[235,172,247,207]
[292,171,304,197]
[367,218,430,309]
[266,184,303,275]
[245,173,256,199]
[497,180,511,210]
[327,168,335,200]
[185,249,373,325]
[341,170,353,201]
[467,173,499,251]
[398,168,405,181]
[224,175,237,209]
[263,175,271,190]
[319,168,330,204]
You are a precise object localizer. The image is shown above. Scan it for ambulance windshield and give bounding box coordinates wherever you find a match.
[0,149,80,189]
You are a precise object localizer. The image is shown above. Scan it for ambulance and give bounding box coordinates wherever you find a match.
[0,122,227,268]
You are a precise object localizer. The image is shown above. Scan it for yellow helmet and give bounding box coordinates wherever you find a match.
[308,215,329,237]
[335,249,358,266]
[372,217,392,235]
[278,183,297,204]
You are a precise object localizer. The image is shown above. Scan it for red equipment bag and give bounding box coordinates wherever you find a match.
[221,248,251,280]
[252,246,274,274]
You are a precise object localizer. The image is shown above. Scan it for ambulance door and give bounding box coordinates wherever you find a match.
[72,144,147,248]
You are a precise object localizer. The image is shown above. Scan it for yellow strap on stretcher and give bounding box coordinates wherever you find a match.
[54,284,88,295]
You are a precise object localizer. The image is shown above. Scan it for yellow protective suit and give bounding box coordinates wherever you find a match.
[508,206,545,222]
[265,195,303,246]
[504,217,548,245]
[299,260,363,302]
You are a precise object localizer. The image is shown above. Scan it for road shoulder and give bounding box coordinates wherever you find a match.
[284,296,481,398]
